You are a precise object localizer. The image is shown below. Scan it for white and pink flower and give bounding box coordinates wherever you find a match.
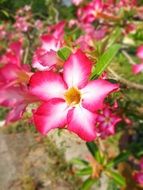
[30,49,119,141]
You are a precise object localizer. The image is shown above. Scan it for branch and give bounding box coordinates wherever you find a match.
[108,68,143,91]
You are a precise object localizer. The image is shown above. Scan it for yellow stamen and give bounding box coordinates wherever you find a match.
[64,87,81,106]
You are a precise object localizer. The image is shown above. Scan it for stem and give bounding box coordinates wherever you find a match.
[122,50,136,65]
[108,67,143,91]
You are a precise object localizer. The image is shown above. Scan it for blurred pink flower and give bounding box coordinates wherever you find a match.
[136,45,143,60]
[132,63,143,74]
[77,0,103,23]
[30,49,118,141]
[133,172,143,186]
[72,0,83,6]
[96,106,121,138]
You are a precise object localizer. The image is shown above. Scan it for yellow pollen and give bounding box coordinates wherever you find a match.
[64,87,81,106]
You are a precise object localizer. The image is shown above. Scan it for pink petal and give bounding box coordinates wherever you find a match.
[132,63,143,74]
[67,106,96,141]
[63,49,92,88]
[48,21,65,40]
[41,34,61,51]
[29,71,67,101]
[32,49,57,71]
[81,79,119,112]
[9,40,23,59]
[136,45,143,59]
[0,86,24,107]
[6,103,26,123]
[34,99,69,134]
[0,64,19,83]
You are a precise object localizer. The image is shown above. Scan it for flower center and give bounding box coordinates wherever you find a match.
[105,117,111,124]
[64,87,81,106]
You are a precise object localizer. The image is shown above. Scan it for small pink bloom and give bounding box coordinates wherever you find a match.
[0,40,23,66]
[136,45,143,60]
[30,49,119,141]
[47,21,65,40]
[32,34,62,71]
[133,171,143,186]
[77,0,103,23]
[14,16,29,32]
[72,0,83,6]
[132,63,143,74]
[96,106,121,138]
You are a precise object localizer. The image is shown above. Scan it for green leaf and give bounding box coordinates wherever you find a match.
[106,151,130,168]
[76,167,92,176]
[108,28,121,47]
[106,170,126,187]
[80,177,97,190]
[86,142,103,163]
[71,158,89,166]
[90,44,120,79]
[57,46,71,61]
[1,10,9,17]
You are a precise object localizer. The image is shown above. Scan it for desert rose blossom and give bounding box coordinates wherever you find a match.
[30,49,119,141]
[136,45,143,60]
[72,0,83,6]
[47,21,65,41]
[32,32,64,71]
[0,40,23,66]
[133,158,143,186]
[132,63,143,74]
[77,0,103,23]
[133,172,143,186]
[96,106,121,138]
[0,40,36,123]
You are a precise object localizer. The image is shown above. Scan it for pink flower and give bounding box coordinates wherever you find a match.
[136,45,143,60]
[30,49,119,141]
[0,40,36,123]
[14,16,29,32]
[32,33,63,71]
[47,21,65,40]
[72,0,83,6]
[0,40,23,66]
[132,63,143,74]
[0,85,37,123]
[96,106,121,138]
[77,0,103,23]
[133,172,143,186]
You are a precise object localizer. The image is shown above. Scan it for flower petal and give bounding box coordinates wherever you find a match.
[41,34,61,51]
[81,79,119,112]
[0,86,24,107]
[63,49,92,88]
[6,103,26,123]
[132,63,143,74]
[34,99,69,134]
[32,48,57,71]
[29,71,67,101]
[67,106,96,141]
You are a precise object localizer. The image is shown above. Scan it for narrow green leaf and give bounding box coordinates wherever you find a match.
[71,158,89,166]
[108,28,121,47]
[80,177,97,190]
[86,142,102,163]
[90,44,120,79]
[76,167,92,176]
[106,170,126,187]
[57,46,71,61]
[106,151,130,168]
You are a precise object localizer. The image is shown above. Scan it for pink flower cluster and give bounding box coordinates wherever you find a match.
[132,46,143,74]
[133,158,143,186]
